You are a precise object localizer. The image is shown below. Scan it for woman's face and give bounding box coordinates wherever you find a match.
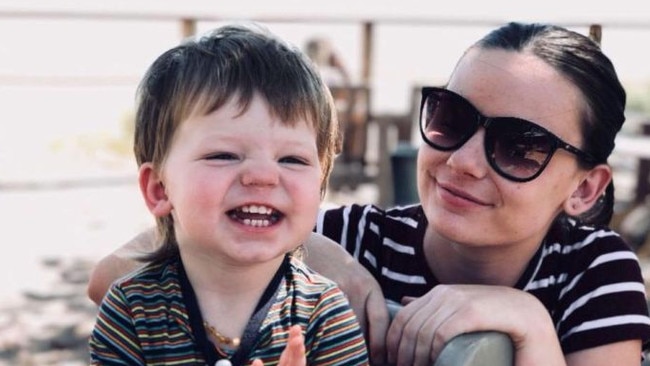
[417,48,589,249]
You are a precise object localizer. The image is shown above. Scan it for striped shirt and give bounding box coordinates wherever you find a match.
[89,255,368,365]
[315,203,650,354]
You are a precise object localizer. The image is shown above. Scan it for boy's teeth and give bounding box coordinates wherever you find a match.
[243,219,271,227]
[242,205,272,214]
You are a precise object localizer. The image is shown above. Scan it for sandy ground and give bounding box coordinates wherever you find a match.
[0,151,153,364]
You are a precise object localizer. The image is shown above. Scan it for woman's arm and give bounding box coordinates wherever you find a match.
[387,285,566,366]
[387,285,645,366]
[87,228,157,305]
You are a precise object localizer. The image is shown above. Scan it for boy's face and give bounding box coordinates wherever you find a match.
[148,93,322,265]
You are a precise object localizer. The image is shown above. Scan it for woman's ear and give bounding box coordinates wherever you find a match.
[564,164,612,216]
[139,163,173,217]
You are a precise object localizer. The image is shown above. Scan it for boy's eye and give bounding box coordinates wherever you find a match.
[205,152,237,160]
[279,156,308,165]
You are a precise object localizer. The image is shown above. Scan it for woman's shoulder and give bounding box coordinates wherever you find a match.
[536,220,650,354]
[541,219,640,275]
[546,219,632,252]
[320,202,424,225]
[318,203,426,245]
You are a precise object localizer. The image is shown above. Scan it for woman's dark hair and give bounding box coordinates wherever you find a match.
[474,22,626,226]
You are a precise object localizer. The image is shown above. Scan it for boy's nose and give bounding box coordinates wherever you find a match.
[240,160,280,187]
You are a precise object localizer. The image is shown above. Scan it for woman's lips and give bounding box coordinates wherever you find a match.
[437,182,492,207]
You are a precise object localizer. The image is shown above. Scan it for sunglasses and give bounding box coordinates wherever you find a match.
[419,87,597,182]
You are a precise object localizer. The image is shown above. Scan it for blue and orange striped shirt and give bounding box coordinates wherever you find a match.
[89,255,368,365]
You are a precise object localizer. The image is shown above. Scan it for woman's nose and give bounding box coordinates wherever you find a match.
[240,159,280,187]
[446,128,489,179]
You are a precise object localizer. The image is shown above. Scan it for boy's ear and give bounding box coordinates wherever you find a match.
[139,163,173,217]
[564,164,612,216]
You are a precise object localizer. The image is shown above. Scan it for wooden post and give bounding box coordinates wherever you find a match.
[589,24,602,45]
[181,18,197,39]
[360,22,394,205]
[361,22,373,85]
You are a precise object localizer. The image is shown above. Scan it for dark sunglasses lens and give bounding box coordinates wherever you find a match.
[421,91,476,149]
[488,120,554,180]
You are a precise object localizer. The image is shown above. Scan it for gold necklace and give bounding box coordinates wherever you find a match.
[203,321,241,348]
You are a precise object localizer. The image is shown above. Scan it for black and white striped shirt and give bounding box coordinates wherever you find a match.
[315,203,650,354]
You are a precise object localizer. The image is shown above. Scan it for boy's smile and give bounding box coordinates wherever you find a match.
[228,204,282,227]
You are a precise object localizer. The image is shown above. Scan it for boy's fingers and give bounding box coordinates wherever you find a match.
[278,325,306,366]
